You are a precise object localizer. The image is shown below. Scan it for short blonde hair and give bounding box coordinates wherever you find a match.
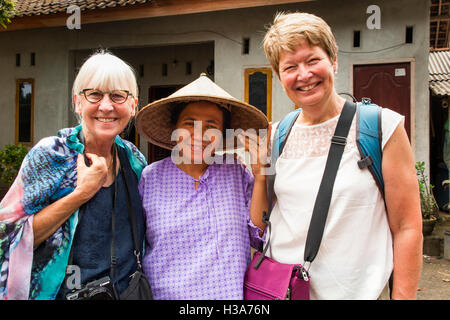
[72,50,138,111]
[263,12,338,77]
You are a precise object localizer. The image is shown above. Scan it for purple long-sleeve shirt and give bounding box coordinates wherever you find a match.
[138,157,263,300]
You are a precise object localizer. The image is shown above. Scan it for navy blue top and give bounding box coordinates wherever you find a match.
[57,150,145,298]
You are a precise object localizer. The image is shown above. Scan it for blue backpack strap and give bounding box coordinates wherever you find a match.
[255,108,301,265]
[356,102,384,196]
[268,108,301,211]
[272,108,302,161]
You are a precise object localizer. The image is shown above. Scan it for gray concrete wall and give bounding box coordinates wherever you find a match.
[70,43,215,122]
[0,28,71,144]
[0,0,429,163]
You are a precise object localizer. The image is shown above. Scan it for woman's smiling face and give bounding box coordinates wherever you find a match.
[71,52,139,146]
[174,101,224,164]
[278,38,337,111]
[75,88,136,143]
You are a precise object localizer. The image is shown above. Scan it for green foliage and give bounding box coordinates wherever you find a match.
[415,161,439,220]
[0,0,16,29]
[0,144,28,184]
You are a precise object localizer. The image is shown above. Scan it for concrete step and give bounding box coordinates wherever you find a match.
[423,211,450,257]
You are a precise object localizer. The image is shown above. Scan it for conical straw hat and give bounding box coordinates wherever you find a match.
[135,73,268,150]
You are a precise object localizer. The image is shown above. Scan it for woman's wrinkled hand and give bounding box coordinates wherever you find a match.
[74,153,108,202]
[237,124,271,178]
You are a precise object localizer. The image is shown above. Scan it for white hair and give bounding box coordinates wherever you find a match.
[72,51,138,113]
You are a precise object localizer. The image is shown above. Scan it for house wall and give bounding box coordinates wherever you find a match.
[0,28,70,145]
[0,0,429,163]
[69,43,215,125]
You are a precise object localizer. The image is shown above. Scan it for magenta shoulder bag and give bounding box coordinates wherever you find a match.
[244,101,356,300]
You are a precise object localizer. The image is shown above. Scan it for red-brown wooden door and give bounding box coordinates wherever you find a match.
[353,63,411,139]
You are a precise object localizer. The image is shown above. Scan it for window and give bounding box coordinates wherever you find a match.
[406,26,413,44]
[15,79,34,145]
[186,62,192,75]
[244,68,272,121]
[353,30,361,48]
[242,38,250,55]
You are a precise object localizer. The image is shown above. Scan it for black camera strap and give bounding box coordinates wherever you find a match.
[110,144,145,299]
[110,144,120,300]
[116,145,144,272]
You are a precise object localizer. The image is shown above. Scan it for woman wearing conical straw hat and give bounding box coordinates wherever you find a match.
[135,74,269,299]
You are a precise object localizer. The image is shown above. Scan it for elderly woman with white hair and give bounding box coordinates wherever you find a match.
[0,51,148,300]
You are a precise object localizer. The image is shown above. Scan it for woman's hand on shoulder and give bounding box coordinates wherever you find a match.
[73,153,108,203]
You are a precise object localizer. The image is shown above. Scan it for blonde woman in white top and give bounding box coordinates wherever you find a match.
[251,12,422,300]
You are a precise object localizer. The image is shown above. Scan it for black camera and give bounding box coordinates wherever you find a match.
[66,276,116,300]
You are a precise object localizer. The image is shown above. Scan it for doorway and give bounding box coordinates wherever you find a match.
[430,93,449,211]
[353,62,411,139]
[147,85,184,163]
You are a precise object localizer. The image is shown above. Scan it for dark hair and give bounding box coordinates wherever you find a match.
[170,101,231,137]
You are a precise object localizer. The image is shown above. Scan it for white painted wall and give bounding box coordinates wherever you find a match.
[0,0,429,163]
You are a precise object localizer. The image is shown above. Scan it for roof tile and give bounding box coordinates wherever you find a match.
[430,50,450,96]
[13,0,151,17]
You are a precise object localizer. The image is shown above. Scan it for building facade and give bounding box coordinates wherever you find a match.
[0,0,430,163]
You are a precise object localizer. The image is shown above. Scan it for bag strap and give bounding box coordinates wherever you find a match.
[303,101,356,263]
[272,109,302,161]
[110,144,120,299]
[254,109,301,268]
[267,109,301,216]
[356,101,384,197]
[116,146,144,271]
[339,94,384,196]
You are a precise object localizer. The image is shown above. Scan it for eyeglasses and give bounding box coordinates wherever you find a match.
[79,89,133,104]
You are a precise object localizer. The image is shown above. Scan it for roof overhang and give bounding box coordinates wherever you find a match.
[430,49,450,96]
[2,0,313,32]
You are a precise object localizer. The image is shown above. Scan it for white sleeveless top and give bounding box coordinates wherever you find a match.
[267,107,403,300]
